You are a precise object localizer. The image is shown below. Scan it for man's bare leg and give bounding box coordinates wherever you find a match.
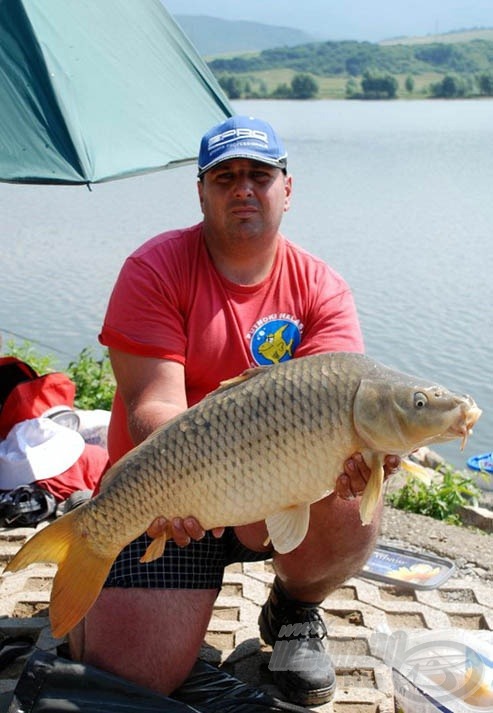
[69,588,217,696]
[235,493,382,706]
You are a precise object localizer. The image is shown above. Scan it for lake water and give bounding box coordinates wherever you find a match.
[2,99,492,469]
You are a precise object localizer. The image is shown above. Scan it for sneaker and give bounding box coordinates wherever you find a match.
[258,577,336,707]
[62,489,93,514]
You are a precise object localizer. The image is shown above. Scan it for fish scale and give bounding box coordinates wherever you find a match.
[4,352,481,638]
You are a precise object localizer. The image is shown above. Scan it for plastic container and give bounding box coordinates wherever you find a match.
[361,544,455,589]
[383,630,493,712]
[467,453,493,492]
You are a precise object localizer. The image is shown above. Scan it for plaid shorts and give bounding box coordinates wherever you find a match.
[104,528,273,590]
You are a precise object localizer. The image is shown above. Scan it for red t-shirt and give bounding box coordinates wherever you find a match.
[99,222,364,463]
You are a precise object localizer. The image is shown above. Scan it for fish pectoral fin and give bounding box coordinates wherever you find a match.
[265,503,311,555]
[140,533,168,563]
[401,457,433,484]
[359,452,384,526]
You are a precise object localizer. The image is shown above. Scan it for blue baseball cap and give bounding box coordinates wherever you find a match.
[198,115,287,177]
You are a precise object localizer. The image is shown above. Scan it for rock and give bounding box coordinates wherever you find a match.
[457,504,493,533]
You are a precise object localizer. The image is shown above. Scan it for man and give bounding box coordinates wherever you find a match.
[69,115,397,707]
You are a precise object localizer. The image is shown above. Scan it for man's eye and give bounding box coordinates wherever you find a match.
[216,172,233,182]
[252,171,271,182]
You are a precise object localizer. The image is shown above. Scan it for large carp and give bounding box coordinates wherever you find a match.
[5,352,481,638]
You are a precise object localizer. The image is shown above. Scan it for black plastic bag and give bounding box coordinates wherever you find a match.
[0,485,57,527]
[7,650,197,713]
[6,650,309,713]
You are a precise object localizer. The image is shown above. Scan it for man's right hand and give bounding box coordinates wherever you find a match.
[146,515,225,546]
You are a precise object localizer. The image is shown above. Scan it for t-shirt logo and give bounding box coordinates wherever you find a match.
[249,316,302,366]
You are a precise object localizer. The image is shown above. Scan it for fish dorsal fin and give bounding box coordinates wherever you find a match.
[98,462,119,491]
[208,367,268,397]
[265,503,311,554]
[358,451,385,525]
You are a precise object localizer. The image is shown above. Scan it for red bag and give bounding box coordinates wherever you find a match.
[0,357,76,439]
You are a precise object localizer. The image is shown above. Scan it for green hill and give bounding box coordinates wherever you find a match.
[173,15,316,56]
[208,38,493,77]
[207,31,493,100]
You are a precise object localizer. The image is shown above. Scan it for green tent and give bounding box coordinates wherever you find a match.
[0,0,232,184]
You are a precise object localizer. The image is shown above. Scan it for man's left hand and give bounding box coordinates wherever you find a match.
[335,453,400,500]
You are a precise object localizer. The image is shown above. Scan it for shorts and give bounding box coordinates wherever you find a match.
[104,527,273,590]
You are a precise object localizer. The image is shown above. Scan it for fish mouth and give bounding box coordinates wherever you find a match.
[448,403,482,450]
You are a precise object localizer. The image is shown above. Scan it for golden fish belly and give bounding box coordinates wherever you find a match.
[90,362,363,552]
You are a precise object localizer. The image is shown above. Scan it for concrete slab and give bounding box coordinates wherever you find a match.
[1,512,492,712]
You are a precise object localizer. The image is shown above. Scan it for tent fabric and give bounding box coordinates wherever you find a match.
[0,0,232,184]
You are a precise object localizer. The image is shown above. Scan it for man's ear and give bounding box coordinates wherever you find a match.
[197,178,205,212]
[283,174,293,212]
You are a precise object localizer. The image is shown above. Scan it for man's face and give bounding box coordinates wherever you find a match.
[198,158,292,244]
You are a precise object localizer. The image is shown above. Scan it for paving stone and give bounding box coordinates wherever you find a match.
[1,523,492,711]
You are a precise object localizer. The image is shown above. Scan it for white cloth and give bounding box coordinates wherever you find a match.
[0,417,85,489]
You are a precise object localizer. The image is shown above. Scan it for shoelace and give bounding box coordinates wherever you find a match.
[276,605,328,642]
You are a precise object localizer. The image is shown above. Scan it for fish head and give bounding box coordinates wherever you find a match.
[353,376,482,455]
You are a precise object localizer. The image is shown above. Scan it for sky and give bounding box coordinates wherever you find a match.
[161,0,493,42]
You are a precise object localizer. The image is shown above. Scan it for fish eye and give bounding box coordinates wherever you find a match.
[414,392,428,409]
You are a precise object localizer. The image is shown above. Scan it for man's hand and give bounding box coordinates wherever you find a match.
[335,453,400,500]
[146,515,224,546]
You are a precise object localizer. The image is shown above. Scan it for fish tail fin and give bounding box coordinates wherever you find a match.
[5,510,80,572]
[359,453,385,526]
[5,510,115,638]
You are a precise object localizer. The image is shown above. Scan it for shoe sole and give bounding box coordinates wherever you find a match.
[273,672,336,707]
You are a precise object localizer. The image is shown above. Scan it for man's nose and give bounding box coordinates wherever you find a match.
[233,174,254,196]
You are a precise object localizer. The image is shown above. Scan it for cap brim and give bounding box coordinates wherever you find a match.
[198,152,287,177]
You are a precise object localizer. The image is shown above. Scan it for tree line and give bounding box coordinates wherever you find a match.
[218,69,493,100]
[218,73,320,100]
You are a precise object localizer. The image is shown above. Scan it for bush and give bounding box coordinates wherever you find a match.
[345,78,359,97]
[477,72,493,95]
[4,339,57,375]
[271,82,292,98]
[387,464,480,525]
[429,74,471,98]
[218,74,242,99]
[3,340,115,411]
[361,70,398,99]
[290,73,319,99]
[66,347,115,411]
